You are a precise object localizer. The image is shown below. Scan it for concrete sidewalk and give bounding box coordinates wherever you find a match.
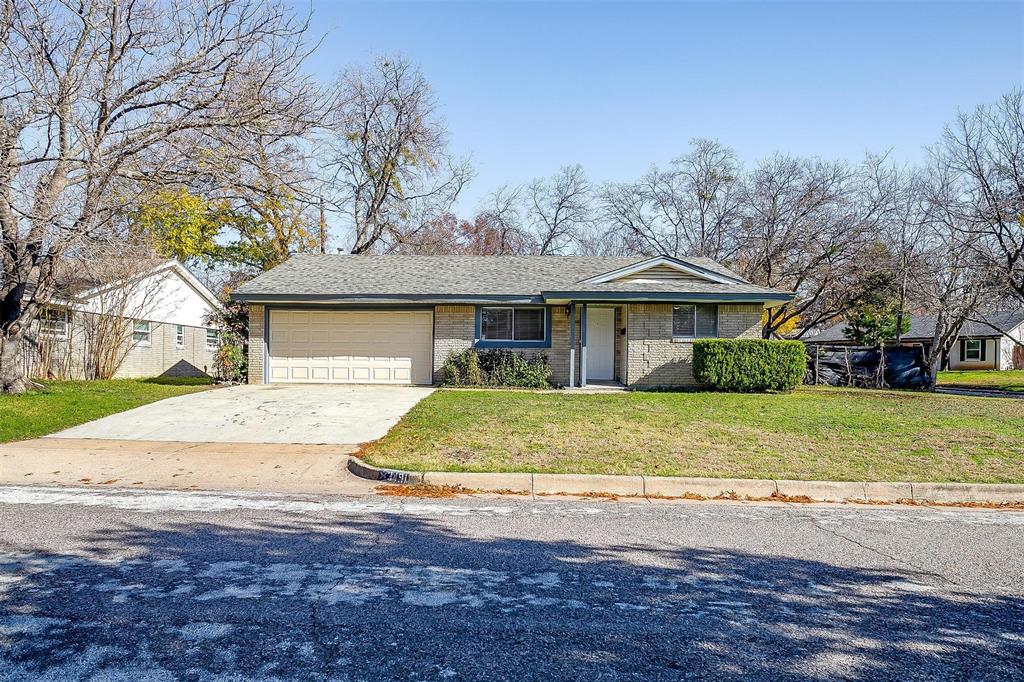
[0,438,378,495]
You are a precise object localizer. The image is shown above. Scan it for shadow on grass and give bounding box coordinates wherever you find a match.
[142,375,213,386]
[1,513,1022,679]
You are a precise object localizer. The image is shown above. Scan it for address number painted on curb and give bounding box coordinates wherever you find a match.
[378,469,415,483]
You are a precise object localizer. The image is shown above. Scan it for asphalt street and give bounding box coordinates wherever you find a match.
[1,485,1022,680]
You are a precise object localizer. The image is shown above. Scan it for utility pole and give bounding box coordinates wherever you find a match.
[319,198,327,254]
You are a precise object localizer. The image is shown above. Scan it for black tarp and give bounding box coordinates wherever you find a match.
[806,345,934,390]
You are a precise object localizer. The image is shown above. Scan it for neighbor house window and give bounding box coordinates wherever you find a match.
[175,325,185,349]
[965,339,982,361]
[480,307,546,342]
[206,328,219,351]
[672,304,718,339]
[132,321,151,345]
[39,308,69,337]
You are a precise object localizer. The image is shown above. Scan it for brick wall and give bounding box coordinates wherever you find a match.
[626,303,763,388]
[247,304,265,384]
[717,303,763,340]
[116,322,215,379]
[432,305,475,382]
[27,313,213,380]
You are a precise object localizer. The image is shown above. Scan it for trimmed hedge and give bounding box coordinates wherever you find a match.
[692,339,806,392]
[441,348,552,389]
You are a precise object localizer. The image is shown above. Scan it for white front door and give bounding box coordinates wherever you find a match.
[586,307,615,381]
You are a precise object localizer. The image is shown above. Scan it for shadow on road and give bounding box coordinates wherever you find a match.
[2,513,1022,679]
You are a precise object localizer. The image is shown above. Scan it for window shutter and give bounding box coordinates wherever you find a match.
[959,340,965,362]
[981,340,987,361]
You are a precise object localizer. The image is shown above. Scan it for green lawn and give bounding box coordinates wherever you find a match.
[938,370,1024,393]
[0,379,212,443]
[361,387,1024,483]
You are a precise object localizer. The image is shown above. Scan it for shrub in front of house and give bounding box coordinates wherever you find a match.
[441,348,483,386]
[213,341,247,383]
[692,339,806,392]
[441,348,552,388]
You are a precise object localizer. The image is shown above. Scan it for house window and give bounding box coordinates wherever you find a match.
[132,321,151,346]
[206,328,219,351]
[965,339,982,361]
[480,307,546,342]
[175,325,185,349]
[39,309,69,337]
[672,304,718,339]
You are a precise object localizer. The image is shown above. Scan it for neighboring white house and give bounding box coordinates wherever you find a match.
[805,310,1024,371]
[27,259,223,380]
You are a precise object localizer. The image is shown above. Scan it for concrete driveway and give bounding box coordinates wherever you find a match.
[47,384,435,445]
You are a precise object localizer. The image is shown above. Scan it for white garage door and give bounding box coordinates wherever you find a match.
[267,309,433,385]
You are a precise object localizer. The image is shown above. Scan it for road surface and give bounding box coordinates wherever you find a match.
[1,485,1022,680]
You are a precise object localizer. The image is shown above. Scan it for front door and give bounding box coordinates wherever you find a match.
[586,307,615,381]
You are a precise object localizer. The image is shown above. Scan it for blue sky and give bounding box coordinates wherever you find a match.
[300,1,1024,213]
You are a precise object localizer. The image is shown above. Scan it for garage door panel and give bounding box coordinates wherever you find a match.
[268,309,433,385]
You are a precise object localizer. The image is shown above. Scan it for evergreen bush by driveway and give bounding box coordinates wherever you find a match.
[693,339,806,392]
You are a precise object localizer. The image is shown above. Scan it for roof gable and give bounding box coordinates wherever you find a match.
[76,260,222,311]
[582,256,743,286]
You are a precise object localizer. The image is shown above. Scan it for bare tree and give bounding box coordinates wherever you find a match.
[735,154,892,338]
[934,89,1024,302]
[600,139,742,260]
[323,54,472,254]
[471,185,535,255]
[910,161,1003,378]
[526,165,593,255]
[0,0,319,393]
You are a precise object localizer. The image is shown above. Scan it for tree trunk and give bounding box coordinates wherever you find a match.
[0,330,31,394]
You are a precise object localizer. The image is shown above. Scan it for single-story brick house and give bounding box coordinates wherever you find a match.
[231,254,793,388]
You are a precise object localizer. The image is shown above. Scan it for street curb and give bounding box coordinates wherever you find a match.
[346,457,1024,505]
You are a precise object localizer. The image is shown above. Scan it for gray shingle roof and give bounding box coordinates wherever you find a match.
[232,254,792,303]
[806,310,1024,343]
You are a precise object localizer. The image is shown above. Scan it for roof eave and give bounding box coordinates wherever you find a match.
[230,293,546,305]
[543,291,793,305]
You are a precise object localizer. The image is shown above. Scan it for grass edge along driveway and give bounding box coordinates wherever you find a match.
[0,378,212,443]
[361,386,1024,484]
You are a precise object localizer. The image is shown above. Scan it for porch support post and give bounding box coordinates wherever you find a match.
[580,303,588,387]
[568,303,576,388]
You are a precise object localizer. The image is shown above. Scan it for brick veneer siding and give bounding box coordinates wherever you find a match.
[247,304,265,384]
[432,305,476,382]
[626,303,762,388]
[25,314,214,380]
[614,306,626,383]
[116,322,215,379]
